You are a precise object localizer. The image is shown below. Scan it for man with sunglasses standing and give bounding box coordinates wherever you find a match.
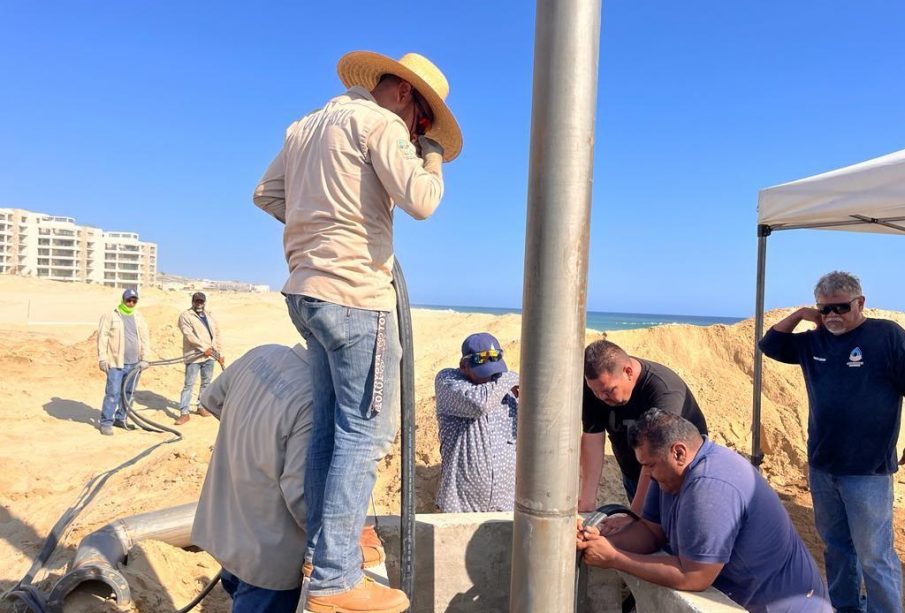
[760,270,905,613]
[175,292,224,426]
[96,288,150,436]
[253,51,461,613]
[435,332,519,513]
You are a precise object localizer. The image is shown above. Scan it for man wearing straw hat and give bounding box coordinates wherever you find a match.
[254,50,461,612]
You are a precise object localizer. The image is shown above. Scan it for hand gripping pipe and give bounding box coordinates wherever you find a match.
[574,505,640,612]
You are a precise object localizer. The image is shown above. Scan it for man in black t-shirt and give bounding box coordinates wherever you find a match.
[579,340,708,514]
[759,271,905,613]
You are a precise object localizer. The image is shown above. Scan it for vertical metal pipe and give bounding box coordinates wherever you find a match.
[510,0,602,610]
[750,225,770,467]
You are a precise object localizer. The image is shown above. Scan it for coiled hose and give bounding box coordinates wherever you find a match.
[3,351,218,613]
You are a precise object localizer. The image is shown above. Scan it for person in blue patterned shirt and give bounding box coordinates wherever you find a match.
[435,332,520,512]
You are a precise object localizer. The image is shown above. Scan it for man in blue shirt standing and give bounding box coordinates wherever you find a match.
[577,409,831,613]
[759,271,905,613]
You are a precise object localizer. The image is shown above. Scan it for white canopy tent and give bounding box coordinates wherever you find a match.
[750,149,905,464]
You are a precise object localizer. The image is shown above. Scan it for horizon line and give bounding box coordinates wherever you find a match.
[412,303,746,321]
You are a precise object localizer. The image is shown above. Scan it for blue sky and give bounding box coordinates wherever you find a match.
[2,2,904,317]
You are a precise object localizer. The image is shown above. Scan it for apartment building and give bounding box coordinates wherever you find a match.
[0,208,157,289]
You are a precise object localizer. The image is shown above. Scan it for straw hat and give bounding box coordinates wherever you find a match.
[337,51,462,162]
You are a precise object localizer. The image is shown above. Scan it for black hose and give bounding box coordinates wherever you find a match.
[392,259,416,607]
[175,570,223,613]
[3,352,207,612]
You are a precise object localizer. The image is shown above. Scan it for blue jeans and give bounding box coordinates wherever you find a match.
[220,570,300,613]
[100,363,136,427]
[179,359,215,414]
[809,467,903,613]
[286,294,401,595]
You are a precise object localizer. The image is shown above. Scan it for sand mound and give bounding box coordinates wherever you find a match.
[2,276,904,610]
[121,540,230,613]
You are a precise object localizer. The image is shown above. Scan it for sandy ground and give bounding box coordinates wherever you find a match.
[1,275,904,611]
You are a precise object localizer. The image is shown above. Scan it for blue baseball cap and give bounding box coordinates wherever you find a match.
[122,288,138,301]
[461,332,508,379]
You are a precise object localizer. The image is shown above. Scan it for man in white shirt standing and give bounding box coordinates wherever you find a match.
[253,50,461,613]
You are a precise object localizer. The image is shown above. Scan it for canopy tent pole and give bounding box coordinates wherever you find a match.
[510,0,601,609]
[750,224,770,467]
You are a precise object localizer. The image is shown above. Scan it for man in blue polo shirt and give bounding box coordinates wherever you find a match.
[577,409,830,613]
[759,270,905,613]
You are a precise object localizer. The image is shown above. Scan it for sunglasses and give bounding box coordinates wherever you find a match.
[463,349,503,366]
[125,298,138,305]
[816,297,860,316]
[412,91,433,136]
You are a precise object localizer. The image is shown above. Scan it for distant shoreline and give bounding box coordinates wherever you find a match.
[413,304,744,332]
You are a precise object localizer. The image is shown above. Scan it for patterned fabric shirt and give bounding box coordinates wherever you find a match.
[435,368,520,512]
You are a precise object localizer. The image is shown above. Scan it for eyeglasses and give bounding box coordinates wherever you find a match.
[412,90,433,136]
[463,349,504,366]
[816,297,860,316]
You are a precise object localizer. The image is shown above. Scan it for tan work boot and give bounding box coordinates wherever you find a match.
[174,414,190,425]
[306,577,409,613]
[195,406,212,417]
[303,526,387,578]
[360,525,386,568]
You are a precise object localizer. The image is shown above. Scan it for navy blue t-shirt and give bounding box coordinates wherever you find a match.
[759,319,905,475]
[643,440,830,613]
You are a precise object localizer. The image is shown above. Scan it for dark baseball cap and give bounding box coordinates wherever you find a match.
[461,332,508,379]
[122,288,138,301]
[192,292,206,302]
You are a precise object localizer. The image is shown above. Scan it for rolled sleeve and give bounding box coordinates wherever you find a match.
[369,119,443,220]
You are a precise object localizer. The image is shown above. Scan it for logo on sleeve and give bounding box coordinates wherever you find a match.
[397,138,418,160]
[847,347,863,367]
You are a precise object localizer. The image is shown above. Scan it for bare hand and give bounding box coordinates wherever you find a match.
[217,356,225,366]
[576,530,618,568]
[598,514,634,536]
[798,307,823,327]
[510,385,519,399]
[899,449,905,466]
[98,360,108,373]
[204,347,214,357]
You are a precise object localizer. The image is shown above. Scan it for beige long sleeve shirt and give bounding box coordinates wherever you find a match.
[254,86,444,311]
[96,309,150,368]
[192,344,313,590]
[177,309,222,364]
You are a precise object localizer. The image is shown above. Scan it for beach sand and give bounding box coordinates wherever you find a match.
[1,275,903,611]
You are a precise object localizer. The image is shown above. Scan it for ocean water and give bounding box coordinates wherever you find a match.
[414,305,743,332]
